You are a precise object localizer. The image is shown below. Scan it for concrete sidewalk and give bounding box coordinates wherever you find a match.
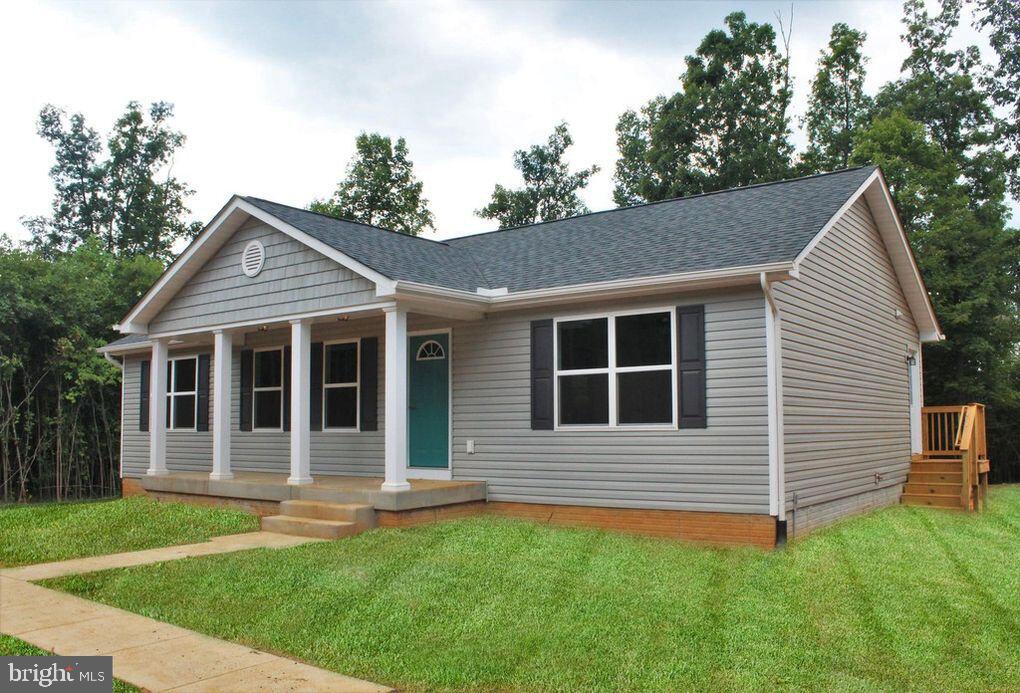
[0,533,390,692]
[1,531,319,582]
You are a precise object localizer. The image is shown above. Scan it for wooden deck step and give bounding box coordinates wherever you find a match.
[908,471,962,484]
[910,460,963,474]
[901,493,962,509]
[261,515,361,539]
[904,482,962,496]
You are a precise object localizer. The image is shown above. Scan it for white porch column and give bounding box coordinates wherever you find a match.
[147,338,169,476]
[288,319,313,485]
[210,330,233,480]
[382,306,410,491]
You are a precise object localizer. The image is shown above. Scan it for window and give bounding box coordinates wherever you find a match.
[253,348,283,429]
[323,341,358,429]
[555,310,675,428]
[166,357,197,430]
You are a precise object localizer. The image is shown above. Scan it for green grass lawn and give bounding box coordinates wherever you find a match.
[46,487,1020,692]
[0,634,139,692]
[0,496,258,567]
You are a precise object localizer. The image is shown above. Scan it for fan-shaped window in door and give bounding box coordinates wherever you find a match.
[416,340,446,361]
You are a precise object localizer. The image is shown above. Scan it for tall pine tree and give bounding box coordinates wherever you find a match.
[801,23,872,173]
[311,133,434,236]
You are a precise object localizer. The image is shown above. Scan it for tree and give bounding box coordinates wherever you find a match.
[613,12,793,204]
[26,102,201,262]
[0,237,162,501]
[875,0,1006,226]
[973,0,1020,197]
[800,23,872,173]
[310,133,434,236]
[476,123,599,229]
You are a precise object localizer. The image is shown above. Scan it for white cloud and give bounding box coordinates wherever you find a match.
[1,0,1013,248]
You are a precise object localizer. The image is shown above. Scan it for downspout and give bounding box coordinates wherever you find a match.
[760,272,787,538]
[102,351,123,370]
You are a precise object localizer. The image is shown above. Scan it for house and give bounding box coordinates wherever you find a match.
[100,166,947,548]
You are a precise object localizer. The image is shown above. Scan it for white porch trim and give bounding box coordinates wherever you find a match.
[382,306,410,491]
[210,330,233,480]
[147,338,169,476]
[288,319,313,485]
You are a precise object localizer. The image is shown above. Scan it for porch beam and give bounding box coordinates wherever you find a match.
[147,338,169,476]
[382,306,410,491]
[210,329,233,480]
[288,319,313,485]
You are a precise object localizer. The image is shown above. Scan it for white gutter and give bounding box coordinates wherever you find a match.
[760,272,786,520]
[102,351,123,370]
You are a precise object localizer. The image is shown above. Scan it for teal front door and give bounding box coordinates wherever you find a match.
[408,333,450,469]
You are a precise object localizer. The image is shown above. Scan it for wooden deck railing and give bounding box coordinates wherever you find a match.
[920,404,990,511]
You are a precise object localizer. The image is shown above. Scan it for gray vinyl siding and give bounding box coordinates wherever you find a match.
[148,220,377,334]
[121,290,770,513]
[450,290,770,513]
[121,320,386,478]
[122,348,213,476]
[774,198,920,515]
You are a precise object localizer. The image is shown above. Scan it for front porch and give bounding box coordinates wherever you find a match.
[136,471,487,513]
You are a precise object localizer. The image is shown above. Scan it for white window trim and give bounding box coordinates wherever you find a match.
[253,346,285,432]
[166,356,198,432]
[553,306,678,432]
[322,339,360,432]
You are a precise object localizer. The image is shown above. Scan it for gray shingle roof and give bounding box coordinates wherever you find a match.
[242,198,488,292]
[244,166,875,294]
[102,334,150,349]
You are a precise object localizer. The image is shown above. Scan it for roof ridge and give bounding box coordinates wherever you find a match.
[243,196,453,247]
[445,165,877,243]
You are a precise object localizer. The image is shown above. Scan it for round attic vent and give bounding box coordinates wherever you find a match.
[241,240,265,277]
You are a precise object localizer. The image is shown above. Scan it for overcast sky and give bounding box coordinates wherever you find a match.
[1,0,1008,245]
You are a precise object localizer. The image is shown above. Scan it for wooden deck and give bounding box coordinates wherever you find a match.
[902,404,990,511]
[133,471,487,513]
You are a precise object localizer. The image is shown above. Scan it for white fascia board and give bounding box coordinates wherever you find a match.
[792,170,944,344]
[116,196,398,334]
[793,170,879,269]
[118,196,246,332]
[234,199,396,293]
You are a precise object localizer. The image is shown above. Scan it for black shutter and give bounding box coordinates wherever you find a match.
[310,342,323,431]
[360,337,378,431]
[196,354,211,432]
[530,319,554,430]
[283,346,292,431]
[240,349,253,431]
[139,360,150,432]
[677,305,707,428]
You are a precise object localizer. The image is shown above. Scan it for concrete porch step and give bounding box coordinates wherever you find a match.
[261,515,361,540]
[280,500,376,526]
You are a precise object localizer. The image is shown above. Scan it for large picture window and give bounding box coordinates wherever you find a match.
[253,348,284,430]
[166,357,198,431]
[555,310,675,428]
[323,341,358,429]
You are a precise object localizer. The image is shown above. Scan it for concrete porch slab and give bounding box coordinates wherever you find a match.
[140,471,486,512]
